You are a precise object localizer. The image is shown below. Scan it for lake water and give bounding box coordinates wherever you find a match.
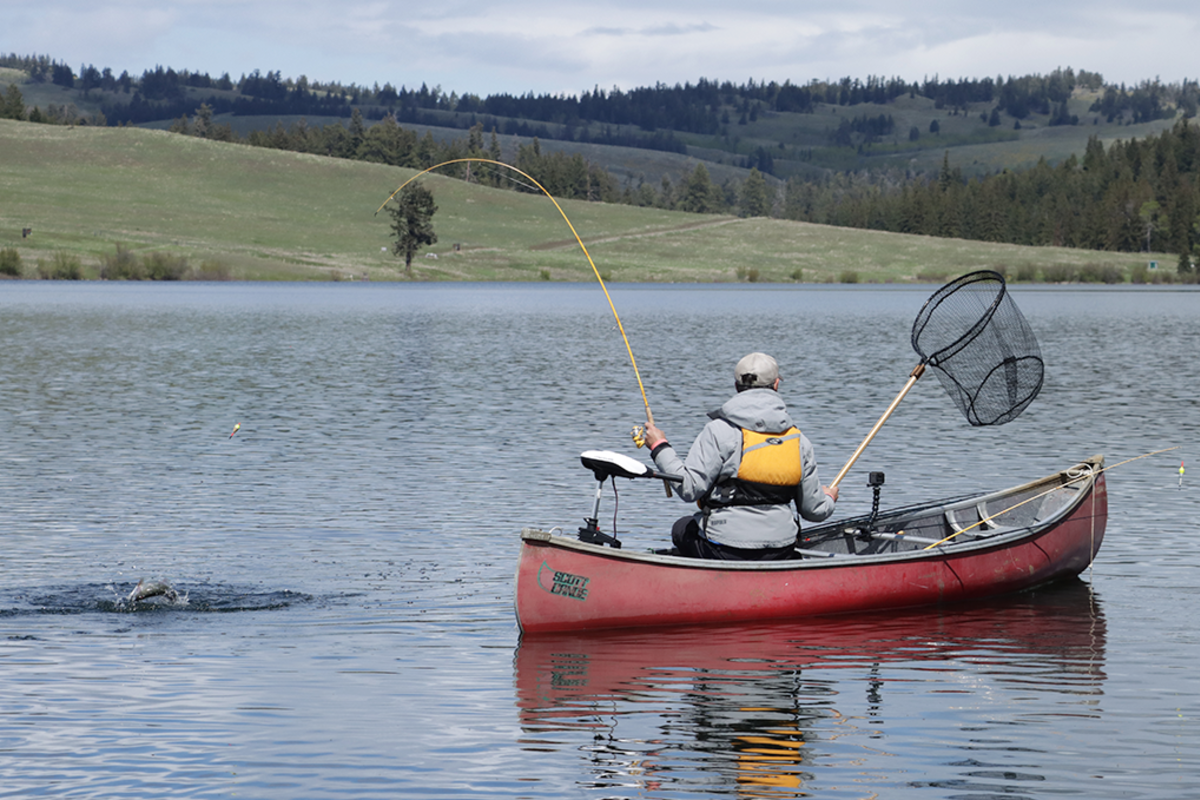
[0,280,1196,798]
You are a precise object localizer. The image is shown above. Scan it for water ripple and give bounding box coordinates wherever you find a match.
[0,283,1197,798]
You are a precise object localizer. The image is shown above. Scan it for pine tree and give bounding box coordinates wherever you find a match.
[680,163,717,213]
[348,108,366,153]
[358,114,417,166]
[415,131,439,168]
[658,175,675,210]
[193,103,213,138]
[1178,247,1194,276]
[387,183,438,276]
[467,122,484,154]
[1,84,25,120]
[739,168,772,217]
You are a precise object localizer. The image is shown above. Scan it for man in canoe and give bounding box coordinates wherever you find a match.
[642,352,838,560]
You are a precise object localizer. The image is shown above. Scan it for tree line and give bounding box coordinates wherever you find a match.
[7,53,1198,158]
[780,121,1200,270]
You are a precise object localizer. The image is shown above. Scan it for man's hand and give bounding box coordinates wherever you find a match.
[822,484,839,503]
[643,422,668,450]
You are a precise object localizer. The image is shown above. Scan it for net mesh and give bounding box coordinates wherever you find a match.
[910,271,1043,426]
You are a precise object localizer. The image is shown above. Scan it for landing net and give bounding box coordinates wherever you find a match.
[911,270,1043,426]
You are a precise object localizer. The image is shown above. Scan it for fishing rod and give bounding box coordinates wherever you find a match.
[378,159,669,492]
[921,446,1179,550]
[377,158,652,422]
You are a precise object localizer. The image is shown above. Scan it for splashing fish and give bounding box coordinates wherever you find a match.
[127,579,179,604]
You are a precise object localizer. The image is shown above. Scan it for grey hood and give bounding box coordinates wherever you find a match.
[710,387,795,434]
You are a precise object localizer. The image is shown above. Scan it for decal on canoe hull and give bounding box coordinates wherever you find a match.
[537,561,591,601]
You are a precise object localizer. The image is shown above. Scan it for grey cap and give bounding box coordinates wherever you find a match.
[734,352,779,390]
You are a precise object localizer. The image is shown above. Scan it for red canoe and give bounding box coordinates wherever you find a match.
[515,455,1107,633]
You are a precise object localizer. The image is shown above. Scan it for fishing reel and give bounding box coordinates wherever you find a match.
[631,424,673,497]
[631,424,647,448]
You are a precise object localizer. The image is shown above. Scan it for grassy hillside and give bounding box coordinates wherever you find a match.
[138,112,761,192]
[4,61,1190,191]
[195,92,1187,186]
[0,119,1174,282]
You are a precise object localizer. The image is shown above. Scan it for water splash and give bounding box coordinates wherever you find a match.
[0,582,312,616]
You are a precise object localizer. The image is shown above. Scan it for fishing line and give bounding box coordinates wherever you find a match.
[493,171,544,194]
[922,446,1179,550]
[376,158,656,425]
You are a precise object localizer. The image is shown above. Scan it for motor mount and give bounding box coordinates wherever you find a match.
[576,450,681,548]
[855,471,886,540]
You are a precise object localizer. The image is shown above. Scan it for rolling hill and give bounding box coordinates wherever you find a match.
[3,58,1195,193]
[0,118,1172,283]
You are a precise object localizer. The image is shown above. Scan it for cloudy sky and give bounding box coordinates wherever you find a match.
[9,1,1198,96]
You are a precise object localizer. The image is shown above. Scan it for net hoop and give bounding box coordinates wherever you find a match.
[948,353,1044,426]
[910,269,1043,428]
[911,270,1006,366]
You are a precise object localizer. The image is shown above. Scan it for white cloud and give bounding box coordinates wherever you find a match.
[7,0,1198,96]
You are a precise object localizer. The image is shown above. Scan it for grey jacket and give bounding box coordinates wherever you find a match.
[651,388,836,548]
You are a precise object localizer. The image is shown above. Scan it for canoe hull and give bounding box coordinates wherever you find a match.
[516,464,1106,633]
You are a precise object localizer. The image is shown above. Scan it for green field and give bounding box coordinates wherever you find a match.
[0,118,1175,282]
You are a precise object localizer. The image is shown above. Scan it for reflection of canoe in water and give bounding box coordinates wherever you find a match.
[515,583,1107,797]
[515,456,1107,633]
[515,579,1108,730]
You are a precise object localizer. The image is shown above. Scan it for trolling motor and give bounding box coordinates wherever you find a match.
[577,450,682,548]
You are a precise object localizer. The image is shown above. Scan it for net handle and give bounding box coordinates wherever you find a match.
[829,363,926,490]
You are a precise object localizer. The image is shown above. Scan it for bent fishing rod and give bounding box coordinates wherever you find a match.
[378,158,669,491]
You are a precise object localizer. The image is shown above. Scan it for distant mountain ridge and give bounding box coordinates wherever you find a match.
[3,53,1196,180]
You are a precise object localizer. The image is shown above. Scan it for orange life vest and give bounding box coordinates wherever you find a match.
[702,426,804,508]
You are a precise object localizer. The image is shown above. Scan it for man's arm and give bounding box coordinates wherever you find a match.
[645,421,731,502]
[797,436,838,521]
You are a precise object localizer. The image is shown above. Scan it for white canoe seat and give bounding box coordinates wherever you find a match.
[946,505,1015,539]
